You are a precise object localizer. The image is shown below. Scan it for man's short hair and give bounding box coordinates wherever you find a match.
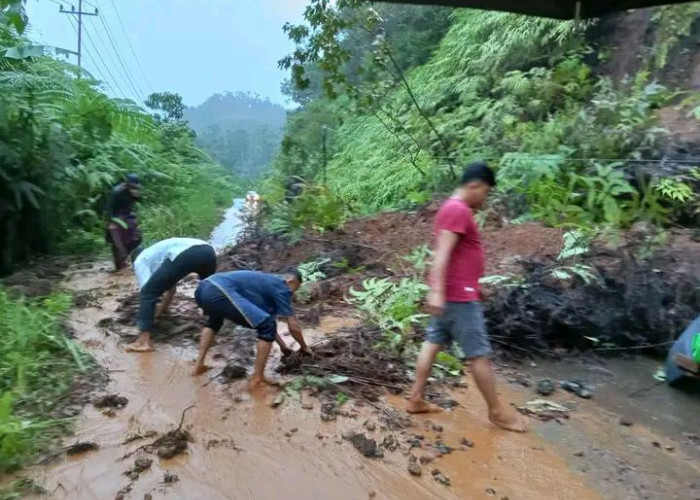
[461,161,496,187]
[285,267,303,283]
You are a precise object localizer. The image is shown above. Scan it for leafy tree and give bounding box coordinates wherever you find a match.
[0,0,27,35]
[145,91,185,122]
[278,1,453,182]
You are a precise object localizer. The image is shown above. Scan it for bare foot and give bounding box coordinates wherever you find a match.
[489,409,529,432]
[248,377,280,391]
[406,399,443,414]
[191,364,210,376]
[125,341,154,352]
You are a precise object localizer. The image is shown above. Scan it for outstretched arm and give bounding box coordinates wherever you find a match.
[285,317,311,354]
[275,333,293,356]
[155,286,176,319]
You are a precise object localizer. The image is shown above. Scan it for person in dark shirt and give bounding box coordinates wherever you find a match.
[192,269,312,391]
[106,174,142,271]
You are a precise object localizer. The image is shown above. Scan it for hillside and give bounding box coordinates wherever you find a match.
[265,2,699,229]
[185,92,286,178]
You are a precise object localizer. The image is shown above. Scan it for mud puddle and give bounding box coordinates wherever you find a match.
[19,264,610,500]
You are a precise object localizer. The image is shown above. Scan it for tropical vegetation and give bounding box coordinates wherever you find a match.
[264,1,699,234]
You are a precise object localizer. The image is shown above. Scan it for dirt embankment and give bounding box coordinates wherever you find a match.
[220,206,700,356]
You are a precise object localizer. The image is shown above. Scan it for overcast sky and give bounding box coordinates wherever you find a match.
[25,0,308,108]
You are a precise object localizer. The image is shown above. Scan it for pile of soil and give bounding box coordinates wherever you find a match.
[122,407,194,461]
[220,204,562,305]
[93,394,129,409]
[485,232,700,354]
[278,326,411,400]
[226,204,699,355]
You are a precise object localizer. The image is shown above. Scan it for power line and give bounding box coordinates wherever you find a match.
[105,0,154,95]
[81,21,129,98]
[94,8,144,102]
[85,15,143,104]
[434,155,700,164]
[66,15,109,89]
[58,0,99,70]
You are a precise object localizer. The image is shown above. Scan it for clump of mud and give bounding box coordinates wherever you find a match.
[73,289,102,309]
[93,394,128,409]
[278,327,410,400]
[124,457,152,481]
[343,432,384,458]
[65,441,98,455]
[154,428,192,459]
[219,362,247,382]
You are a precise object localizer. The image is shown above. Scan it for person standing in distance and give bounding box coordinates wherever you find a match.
[106,173,142,271]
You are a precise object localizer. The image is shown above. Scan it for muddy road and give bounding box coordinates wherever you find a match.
[11,259,695,500]
[10,202,699,500]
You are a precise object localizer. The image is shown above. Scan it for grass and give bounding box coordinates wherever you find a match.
[0,288,89,473]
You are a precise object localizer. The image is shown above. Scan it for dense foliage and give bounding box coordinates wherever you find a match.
[0,23,238,273]
[0,289,87,472]
[185,92,286,178]
[265,2,699,232]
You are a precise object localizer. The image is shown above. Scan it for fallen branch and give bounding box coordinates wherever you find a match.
[119,405,195,461]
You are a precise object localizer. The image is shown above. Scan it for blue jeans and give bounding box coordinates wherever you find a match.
[138,245,216,331]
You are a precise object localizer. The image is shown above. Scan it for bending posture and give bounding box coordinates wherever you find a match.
[193,270,311,389]
[127,237,217,352]
[106,174,142,271]
[407,162,527,433]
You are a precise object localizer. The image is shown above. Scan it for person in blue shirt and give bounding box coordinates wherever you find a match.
[192,269,312,390]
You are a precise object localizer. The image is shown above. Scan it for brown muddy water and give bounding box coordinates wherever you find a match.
[14,261,699,500]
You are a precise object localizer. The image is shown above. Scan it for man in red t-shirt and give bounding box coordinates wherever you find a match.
[406,162,527,433]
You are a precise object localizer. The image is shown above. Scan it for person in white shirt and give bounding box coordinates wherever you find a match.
[126,237,217,353]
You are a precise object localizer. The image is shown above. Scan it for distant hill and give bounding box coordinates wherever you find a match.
[185,92,286,178]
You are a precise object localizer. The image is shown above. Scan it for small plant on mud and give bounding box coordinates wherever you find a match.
[402,244,432,273]
[331,257,365,275]
[655,177,693,202]
[551,229,598,284]
[296,258,330,304]
[479,274,527,288]
[557,229,590,260]
[348,277,429,352]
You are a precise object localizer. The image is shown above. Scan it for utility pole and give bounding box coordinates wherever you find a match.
[59,1,99,70]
